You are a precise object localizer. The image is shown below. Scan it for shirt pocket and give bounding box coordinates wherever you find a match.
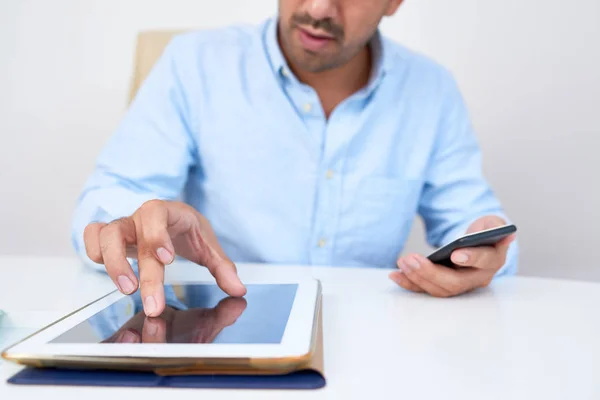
[335,175,421,268]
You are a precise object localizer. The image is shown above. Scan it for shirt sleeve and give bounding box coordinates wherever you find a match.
[71,37,198,271]
[417,75,519,276]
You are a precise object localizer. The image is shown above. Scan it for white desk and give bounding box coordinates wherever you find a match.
[1,256,599,399]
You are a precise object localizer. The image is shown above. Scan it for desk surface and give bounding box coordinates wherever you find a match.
[1,256,599,399]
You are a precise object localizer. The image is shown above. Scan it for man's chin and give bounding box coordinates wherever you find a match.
[292,54,340,74]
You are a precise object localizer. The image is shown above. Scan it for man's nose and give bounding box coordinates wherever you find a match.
[306,0,338,22]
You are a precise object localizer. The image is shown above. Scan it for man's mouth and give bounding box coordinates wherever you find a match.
[296,25,336,52]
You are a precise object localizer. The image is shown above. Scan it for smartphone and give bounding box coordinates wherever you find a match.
[427,224,517,267]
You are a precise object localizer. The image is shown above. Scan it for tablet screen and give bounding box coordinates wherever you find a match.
[50,284,298,345]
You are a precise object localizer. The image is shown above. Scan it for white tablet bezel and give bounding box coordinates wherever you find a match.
[3,278,320,360]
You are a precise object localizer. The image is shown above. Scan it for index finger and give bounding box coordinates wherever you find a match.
[134,200,172,317]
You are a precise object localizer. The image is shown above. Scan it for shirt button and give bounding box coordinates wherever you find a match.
[281,68,289,78]
[325,169,335,179]
[303,103,313,113]
[317,238,327,248]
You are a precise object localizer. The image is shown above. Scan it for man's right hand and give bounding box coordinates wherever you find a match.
[83,200,246,317]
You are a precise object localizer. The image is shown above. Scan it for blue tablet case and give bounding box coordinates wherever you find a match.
[7,367,326,390]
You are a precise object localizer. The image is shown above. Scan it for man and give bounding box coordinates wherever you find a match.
[73,0,518,317]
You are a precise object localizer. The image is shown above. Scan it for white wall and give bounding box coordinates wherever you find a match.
[1,0,599,281]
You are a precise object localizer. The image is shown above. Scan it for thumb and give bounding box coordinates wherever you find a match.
[205,249,247,297]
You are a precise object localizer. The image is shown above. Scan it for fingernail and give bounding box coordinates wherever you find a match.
[117,275,136,294]
[144,296,157,316]
[454,252,469,264]
[156,247,173,265]
[406,257,421,270]
[146,320,159,336]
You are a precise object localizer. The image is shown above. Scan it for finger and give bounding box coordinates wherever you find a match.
[389,270,425,293]
[417,254,493,294]
[137,249,166,317]
[83,222,107,263]
[142,317,167,343]
[136,200,175,265]
[207,250,247,297]
[134,200,172,317]
[397,255,455,297]
[98,218,139,294]
[194,215,247,297]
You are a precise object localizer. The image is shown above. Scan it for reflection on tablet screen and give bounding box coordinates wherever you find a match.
[50,284,297,345]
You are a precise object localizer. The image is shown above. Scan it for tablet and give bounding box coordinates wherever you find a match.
[2,277,321,371]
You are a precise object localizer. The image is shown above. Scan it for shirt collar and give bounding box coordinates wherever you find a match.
[264,17,289,81]
[264,17,397,93]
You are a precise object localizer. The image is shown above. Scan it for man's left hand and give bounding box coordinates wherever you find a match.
[389,216,516,297]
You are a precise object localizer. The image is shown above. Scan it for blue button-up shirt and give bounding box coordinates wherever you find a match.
[72,17,518,275]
